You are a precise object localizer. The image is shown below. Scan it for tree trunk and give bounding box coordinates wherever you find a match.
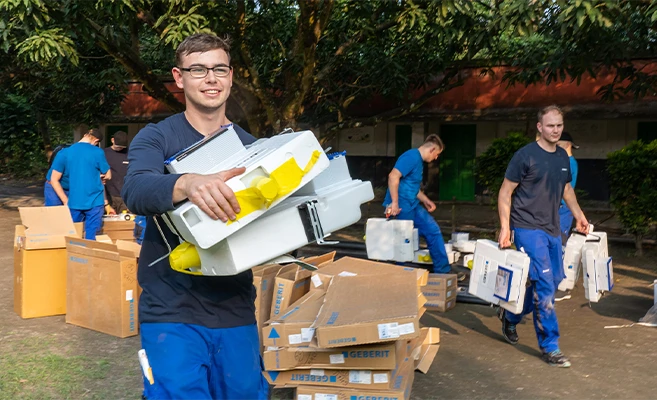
[635,233,644,256]
[37,112,52,154]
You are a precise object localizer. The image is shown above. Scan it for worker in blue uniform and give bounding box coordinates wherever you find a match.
[383,134,454,276]
[497,105,589,368]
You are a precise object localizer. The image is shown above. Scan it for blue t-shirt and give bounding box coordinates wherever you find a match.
[122,113,257,329]
[561,156,578,207]
[53,142,110,210]
[505,142,572,237]
[383,149,423,212]
[46,148,70,190]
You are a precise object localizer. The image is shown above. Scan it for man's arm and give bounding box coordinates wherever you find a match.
[386,168,402,216]
[498,178,519,248]
[50,170,68,205]
[563,183,589,234]
[417,190,436,212]
[122,128,245,222]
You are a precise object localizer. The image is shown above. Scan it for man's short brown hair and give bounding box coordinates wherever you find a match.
[538,105,564,123]
[423,134,444,151]
[175,33,232,67]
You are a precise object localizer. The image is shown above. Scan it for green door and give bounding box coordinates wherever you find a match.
[637,122,657,143]
[438,124,476,201]
[395,125,412,156]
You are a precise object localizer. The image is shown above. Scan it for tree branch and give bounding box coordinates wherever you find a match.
[320,71,463,144]
[85,17,184,113]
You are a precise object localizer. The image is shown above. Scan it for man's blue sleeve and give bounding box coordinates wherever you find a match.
[97,148,110,174]
[393,150,418,177]
[121,127,183,216]
[570,158,578,188]
[51,149,67,173]
[504,150,525,183]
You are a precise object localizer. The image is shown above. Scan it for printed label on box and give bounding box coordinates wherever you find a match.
[373,373,389,384]
[315,394,338,400]
[301,328,315,343]
[125,290,133,301]
[310,369,325,376]
[298,395,312,400]
[398,322,415,335]
[329,354,345,364]
[377,322,400,339]
[288,334,303,345]
[349,370,372,385]
[311,275,323,288]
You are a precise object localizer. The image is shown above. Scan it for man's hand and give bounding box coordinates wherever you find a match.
[182,167,246,222]
[385,202,401,218]
[105,205,117,215]
[422,199,436,212]
[574,213,590,235]
[498,226,512,249]
[101,174,109,185]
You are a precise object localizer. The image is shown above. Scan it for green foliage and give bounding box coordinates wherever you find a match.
[475,132,531,206]
[607,140,657,237]
[0,94,45,178]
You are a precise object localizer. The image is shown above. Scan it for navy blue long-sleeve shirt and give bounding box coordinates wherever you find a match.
[122,113,258,328]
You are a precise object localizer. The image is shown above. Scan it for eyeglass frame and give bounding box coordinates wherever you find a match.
[177,64,233,78]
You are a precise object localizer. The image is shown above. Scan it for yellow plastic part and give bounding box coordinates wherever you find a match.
[169,242,203,275]
[467,259,474,270]
[419,254,432,263]
[228,150,322,224]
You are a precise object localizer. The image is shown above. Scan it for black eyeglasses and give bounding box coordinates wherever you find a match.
[178,65,232,78]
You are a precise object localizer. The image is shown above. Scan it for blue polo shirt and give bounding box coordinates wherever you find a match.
[52,142,110,210]
[383,148,423,212]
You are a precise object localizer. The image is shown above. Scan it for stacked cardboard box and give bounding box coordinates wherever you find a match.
[101,219,136,242]
[261,257,440,399]
[422,273,457,312]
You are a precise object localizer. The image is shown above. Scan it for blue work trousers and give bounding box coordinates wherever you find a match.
[559,205,574,243]
[397,206,450,273]
[69,205,104,240]
[505,228,564,354]
[44,181,68,206]
[140,322,268,400]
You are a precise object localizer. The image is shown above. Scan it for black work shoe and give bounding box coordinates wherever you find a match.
[555,290,572,302]
[541,350,571,368]
[500,310,519,345]
[455,271,467,282]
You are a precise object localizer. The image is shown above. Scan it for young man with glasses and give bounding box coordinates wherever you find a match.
[122,34,267,400]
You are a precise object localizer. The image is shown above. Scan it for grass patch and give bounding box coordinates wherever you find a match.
[0,338,111,400]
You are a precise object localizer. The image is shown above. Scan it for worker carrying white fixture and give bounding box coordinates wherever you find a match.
[162,151,374,276]
[468,239,531,314]
[163,126,330,250]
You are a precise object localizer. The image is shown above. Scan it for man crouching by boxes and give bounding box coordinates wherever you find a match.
[122,33,268,400]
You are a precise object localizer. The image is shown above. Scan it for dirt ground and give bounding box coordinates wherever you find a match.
[1,184,656,399]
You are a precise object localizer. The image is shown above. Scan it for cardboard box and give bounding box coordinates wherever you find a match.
[264,341,398,371]
[270,353,415,392]
[104,230,136,241]
[425,297,456,312]
[409,327,440,374]
[270,252,335,319]
[102,220,135,231]
[254,263,286,347]
[263,291,326,348]
[310,257,428,290]
[423,273,457,293]
[14,206,80,318]
[313,274,420,348]
[421,287,457,302]
[66,237,140,338]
